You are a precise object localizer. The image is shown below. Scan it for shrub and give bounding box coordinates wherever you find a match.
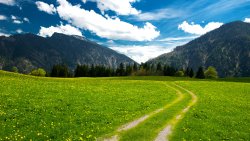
[30,68,46,77]
[205,66,218,78]
[11,66,18,73]
[175,71,184,77]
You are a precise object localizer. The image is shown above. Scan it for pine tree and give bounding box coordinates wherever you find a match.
[51,64,69,77]
[117,63,124,76]
[195,67,205,79]
[156,62,162,72]
[133,63,138,72]
[189,68,194,78]
[185,67,190,76]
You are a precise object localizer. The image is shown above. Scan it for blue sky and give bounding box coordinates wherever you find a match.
[0,0,250,63]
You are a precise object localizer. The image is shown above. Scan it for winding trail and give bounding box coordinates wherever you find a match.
[99,82,198,141]
[154,83,198,141]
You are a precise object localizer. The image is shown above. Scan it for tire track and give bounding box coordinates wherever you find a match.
[154,83,198,141]
[98,83,184,141]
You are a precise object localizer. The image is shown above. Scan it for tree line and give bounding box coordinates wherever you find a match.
[47,63,218,79]
[9,62,218,79]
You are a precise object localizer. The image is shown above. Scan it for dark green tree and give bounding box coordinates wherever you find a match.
[75,65,89,77]
[196,66,205,79]
[133,63,138,72]
[51,64,69,77]
[156,62,162,72]
[117,63,125,76]
[163,65,177,76]
[125,64,133,76]
[189,68,194,78]
[89,64,96,77]
[185,67,190,76]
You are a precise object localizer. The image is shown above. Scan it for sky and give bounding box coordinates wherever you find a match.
[0,0,250,63]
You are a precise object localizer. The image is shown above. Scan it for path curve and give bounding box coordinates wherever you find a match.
[154,83,198,141]
[99,83,184,141]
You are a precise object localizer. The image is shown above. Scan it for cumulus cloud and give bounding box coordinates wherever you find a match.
[110,45,172,63]
[82,0,86,3]
[0,0,15,6]
[244,18,250,23]
[56,0,159,41]
[0,32,10,36]
[178,21,223,35]
[11,15,23,24]
[133,8,182,21]
[16,29,23,33]
[158,36,198,42]
[0,15,7,20]
[23,17,30,23]
[38,23,83,37]
[86,0,140,15]
[11,15,29,24]
[13,20,22,24]
[11,15,17,20]
[35,1,56,15]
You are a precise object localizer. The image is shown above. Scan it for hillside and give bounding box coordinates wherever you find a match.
[148,21,250,77]
[0,33,135,73]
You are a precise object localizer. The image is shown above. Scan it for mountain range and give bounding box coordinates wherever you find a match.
[148,21,250,77]
[0,21,249,77]
[0,33,135,73]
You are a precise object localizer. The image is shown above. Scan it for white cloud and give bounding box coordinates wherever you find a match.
[0,15,7,20]
[82,0,86,3]
[244,18,250,23]
[11,15,17,20]
[38,23,83,37]
[178,21,223,35]
[134,8,182,21]
[0,32,10,36]
[158,36,198,42]
[23,17,30,23]
[110,45,172,63]
[13,20,22,24]
[11,15,22,24]
[11,15,29,24]
[16,29,23,33]
[86,0,140,15]
[35,1,56,15]
[56,0,159,41]
[0,0,15,6]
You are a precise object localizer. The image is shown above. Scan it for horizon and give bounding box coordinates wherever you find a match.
[0,0,250,62]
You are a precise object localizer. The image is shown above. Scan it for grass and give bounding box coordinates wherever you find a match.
[0,71,176,140]
[0,71,250,141]
[119,84,192,141]
[171,81,250,141]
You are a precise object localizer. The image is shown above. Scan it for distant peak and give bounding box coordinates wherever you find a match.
[71,35,86,40]
[51,32,68,38]
[51,32,85,40]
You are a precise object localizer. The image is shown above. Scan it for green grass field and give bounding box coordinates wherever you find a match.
[0,71,249,141]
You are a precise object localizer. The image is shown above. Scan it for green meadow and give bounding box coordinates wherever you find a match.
[0,70,249,141]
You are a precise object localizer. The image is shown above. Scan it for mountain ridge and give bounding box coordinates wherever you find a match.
[0,33,135,73]
[148,21,250,77]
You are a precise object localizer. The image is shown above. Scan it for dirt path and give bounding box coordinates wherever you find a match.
[99,83,197,141]
[154,83,197,141]
[99,84,184,141]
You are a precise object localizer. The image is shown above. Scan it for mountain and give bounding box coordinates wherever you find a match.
[148,21,250,77]
[0,33,135,73]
